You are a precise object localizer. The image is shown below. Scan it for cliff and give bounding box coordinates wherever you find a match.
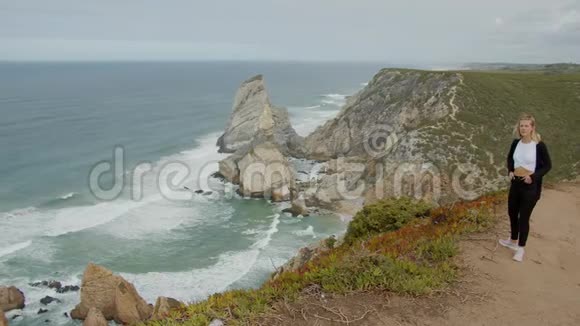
[216,75,303,156]
[302,69,580,209]
[216,75,298,202]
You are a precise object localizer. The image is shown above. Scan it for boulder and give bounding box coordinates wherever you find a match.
[282,193,309,216]
[70,263,152,324]
[40,296,61,305]
[216,75,303,156]
[151,297,183,320]
[218,152,243,184]
[0,309,7,326]
[29,281,62,290]
[83,307,107,326]
[237,142,295,201]
[30,280,79,294]
[0,286,25,312]
[56,285,80,294]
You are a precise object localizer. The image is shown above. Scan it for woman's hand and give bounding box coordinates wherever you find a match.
[523,175,532,184]
[509,172,514,180]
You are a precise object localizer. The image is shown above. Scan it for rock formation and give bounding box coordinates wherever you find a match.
[83,307,107,326]
[217,75,299,202]
[0,286,25,312]
[40,296,61,305]
[70,263,153,324]
[30,280,79,293]
[216,75,303,156]
[236,142,295,201]
[151,297,183,320]
[304,69,460,160]
[282,192,309,216]
[301,69,466,208]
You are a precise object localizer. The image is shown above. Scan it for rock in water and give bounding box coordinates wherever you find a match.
[40,296,61,305]
[0,286,25,312]
[70,263,152,324]
[56,285,80,294]
[216,75,303,156]
[151,297,183,320]
[236,142,295,201]
[282,192,309,216]
[83,307,107,326]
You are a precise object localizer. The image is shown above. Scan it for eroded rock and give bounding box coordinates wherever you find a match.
[70,263,152,324]
[0,286,25,312]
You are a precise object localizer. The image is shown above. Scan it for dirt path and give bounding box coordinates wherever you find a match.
[427,181,580,326]
[264,181,580,325]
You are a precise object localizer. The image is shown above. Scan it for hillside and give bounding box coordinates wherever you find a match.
[302,69,580,206]
[463,62,580,74]
[144,68,580,325]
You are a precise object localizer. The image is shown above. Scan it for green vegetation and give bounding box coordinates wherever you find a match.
[344,196,432,244]
[414,69,580,183]
[456,71,580,181]
[142,67,580,325]
[143,193,504,326]
[464,63,580,74]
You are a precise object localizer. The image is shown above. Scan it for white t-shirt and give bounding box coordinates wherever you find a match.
[514,140,537,172]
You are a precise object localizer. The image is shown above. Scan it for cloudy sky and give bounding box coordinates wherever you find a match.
[0,0,578,63]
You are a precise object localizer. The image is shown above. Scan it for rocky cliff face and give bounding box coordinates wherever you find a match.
[216,75,303,156]
[217,75,298,202]
[217,68,579,211]
[305,69,461,160]
[298,69,469,209]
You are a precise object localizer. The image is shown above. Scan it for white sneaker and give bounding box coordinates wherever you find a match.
[499,239,518,250]
[513,247,525,262]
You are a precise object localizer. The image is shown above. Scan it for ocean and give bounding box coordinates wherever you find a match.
[0,61,385,325]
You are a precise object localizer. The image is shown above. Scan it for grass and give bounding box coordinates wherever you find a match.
[455,71,580,182]
[142,191,505,326]
[413,70,580,186]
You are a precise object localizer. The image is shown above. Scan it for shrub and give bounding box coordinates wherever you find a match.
[416,235,458,263]
[344,197,432,244]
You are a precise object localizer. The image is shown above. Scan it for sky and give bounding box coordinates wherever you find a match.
[0,0,579,63]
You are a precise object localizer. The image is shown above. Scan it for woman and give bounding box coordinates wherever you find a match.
[499,113,552,262]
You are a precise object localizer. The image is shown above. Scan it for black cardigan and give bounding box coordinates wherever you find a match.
[506,139,552,200]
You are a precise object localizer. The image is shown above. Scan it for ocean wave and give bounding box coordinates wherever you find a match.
[241,228,261,235]
[250,214,280,250]
[123,213,281,303]
[1,131,228,242]
[0,206,37,219]
[60,192,76,200]
[0,240,32,258]
[0,274,80,325]
[320,93,347,107]
[323,93,347,99]
[291,225,316,238]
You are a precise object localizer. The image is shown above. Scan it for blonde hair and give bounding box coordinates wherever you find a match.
[513,113,542,142]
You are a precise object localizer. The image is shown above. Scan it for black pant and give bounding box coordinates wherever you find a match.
[508,178,538,247]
